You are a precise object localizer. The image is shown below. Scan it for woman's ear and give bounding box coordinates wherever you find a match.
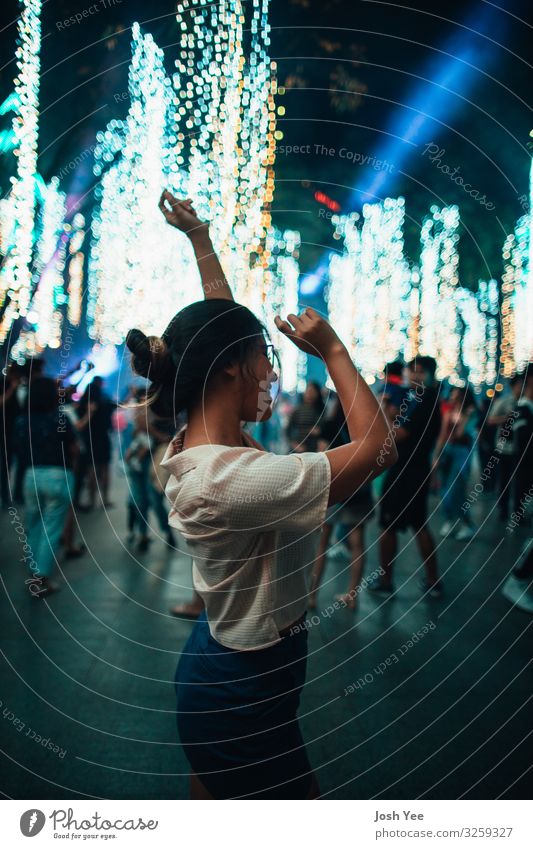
[222,361,241,379]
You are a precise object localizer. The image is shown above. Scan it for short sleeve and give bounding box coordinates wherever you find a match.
[203,448,331,534]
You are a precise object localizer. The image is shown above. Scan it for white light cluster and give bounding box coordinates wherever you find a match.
[326,198,410,381]
[10,177,67,358]
[172,0,277,303]
[0,0,42,343]
[419,204,460,380]
[508,157,532,374]
[476,278,499,387]
[87,24,199,344]
[262,227,301,392]
[67,213,86,327]
[501,177,531,378]
[87,4,285,368]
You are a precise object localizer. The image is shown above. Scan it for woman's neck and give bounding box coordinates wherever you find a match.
[184,397,243,448]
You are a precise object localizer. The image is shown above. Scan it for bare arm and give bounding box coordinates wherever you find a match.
[158,191,233,301]
[275,308,397,506]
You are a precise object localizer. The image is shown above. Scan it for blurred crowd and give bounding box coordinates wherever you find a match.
[1,355,532,612]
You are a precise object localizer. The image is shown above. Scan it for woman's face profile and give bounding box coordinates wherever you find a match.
[240,340,278,423]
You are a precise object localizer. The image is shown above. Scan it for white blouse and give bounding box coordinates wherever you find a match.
[161,430,331,650]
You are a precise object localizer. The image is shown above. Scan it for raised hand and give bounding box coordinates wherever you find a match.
[158,191,209,241]
[274,307,344,360]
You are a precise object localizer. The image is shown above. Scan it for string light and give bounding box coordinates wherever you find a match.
[0,0,42,343]
[67,213,86,327]
[326,199,410,381]
[263,227,301,391]
[88,4,279,346]
[10,177,67,357]
[419,205,460,380]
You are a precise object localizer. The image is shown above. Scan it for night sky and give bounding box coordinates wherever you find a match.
[0,0,531,288]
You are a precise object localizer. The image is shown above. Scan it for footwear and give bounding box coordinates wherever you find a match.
[456,523,475,541]
[328,543,349,561]
[334,592,358,610]
[367,575,395,595]
[65,545,86,559]
[440,520,454,537]
[419,579,443,599]
[29,578,60,598]
[501,575,533,613]
[137,536,151,553]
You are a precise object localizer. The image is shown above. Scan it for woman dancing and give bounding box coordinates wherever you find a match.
[126,191,396,800]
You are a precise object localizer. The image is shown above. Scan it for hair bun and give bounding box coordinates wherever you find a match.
[126,329,174,383]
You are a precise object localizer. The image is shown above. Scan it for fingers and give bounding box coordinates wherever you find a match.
[274,315,293,335]
[286,312,304,329]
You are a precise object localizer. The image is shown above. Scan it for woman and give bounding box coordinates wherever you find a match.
[126,192,396,800]
[434,385,478,540]
[287,381,325,453]
[14,376,78,597]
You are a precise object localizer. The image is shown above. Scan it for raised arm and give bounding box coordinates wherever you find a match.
[275,308,397,505]
[158,190,233,301]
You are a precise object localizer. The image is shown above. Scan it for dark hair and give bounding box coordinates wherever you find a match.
[78,376,103,415]
[407,355,437,379]
[450,383,477,410]
[303,381,325,413]
[27,377,58,414]
[126,299,268,419]
[384,359,404,379]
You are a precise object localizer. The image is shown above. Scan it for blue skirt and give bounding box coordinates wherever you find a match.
[175,610,313,799]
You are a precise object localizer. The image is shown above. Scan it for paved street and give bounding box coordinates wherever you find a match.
[0,462,531,800]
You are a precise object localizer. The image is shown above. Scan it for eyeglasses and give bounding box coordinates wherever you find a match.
[264,343,276,363]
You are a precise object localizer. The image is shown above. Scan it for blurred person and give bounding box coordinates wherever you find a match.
[489,377,523,521]
[502,538,533,613]
[372,355,442,598]
[125,193,395,800]
[12,358,46,504]
[511,365,533,526]
[287,380,325,452]
[14,377,78,597]
[78,377,115,509]
[124,411,153,552]
[477,396,497,493]
[59,385,88,558]
[379,359,409,417]
[308,396,374,611]
[0,363,21,508]
[434,385,479,540]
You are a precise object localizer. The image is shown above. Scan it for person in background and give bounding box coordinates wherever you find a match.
[14,377,78,597]
[59,385,88,558]
[124,410,177,552]
[434,385,479,540]
[13,358,46,504]
[78,377,115,509]
[502,538,533,613]
[0,362,21,508]
[477,396,497,494]
[124,411,153,552]
[372,355,442,598]
[488,377,523,521]
[379,359,409,418]
[511,365,533,527]
[287,380,325,453]
[308,395,374,611]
